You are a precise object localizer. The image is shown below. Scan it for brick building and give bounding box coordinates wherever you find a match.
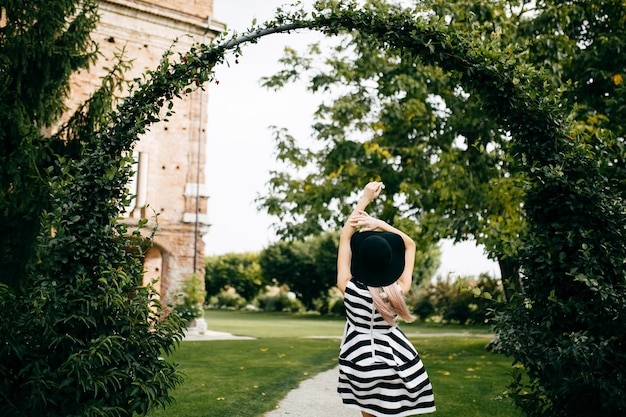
[66,0,225,303]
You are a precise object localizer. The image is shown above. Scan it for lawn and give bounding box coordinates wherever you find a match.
[147,310,521,417]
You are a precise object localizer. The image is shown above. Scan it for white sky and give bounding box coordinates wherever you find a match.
[204,0,500,279]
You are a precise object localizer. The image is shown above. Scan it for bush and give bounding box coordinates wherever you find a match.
[255,286,304,313]
[312,287,346,316]
[207,287,248,310]
[327,297,345,316]
[173,274,206,324]
[413,273,503,324]
[258,233,338,311]
[205,253,265,302]
[493,137,626,417]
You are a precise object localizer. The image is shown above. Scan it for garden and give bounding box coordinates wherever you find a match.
[2,1,625,417]
[147,310,521,417]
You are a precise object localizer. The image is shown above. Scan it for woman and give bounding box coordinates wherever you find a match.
[337,181,436,417]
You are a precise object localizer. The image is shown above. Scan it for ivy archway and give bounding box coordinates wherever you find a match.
[21,2,624,416]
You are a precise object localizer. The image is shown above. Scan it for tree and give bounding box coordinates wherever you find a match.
[205,252,265,302]
[0,0,99,291]
[517,0,626,139]
[259,236,328,310]
[260,0,626,295]
[259,0,528,300]
[514,0,626,202]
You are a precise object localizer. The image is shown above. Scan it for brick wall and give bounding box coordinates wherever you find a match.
[66,0,225,302]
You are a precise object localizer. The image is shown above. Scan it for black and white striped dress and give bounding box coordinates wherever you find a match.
[337,279,436,416]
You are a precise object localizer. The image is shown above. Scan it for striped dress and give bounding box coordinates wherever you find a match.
[337,279,436,416]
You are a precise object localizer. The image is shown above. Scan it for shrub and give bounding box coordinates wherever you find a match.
[258,233,338,311]
[312,287,346,316]
[173,274,206,324]
[493,137,626,417]
[207,287,248,310]
[205,253,265,302]
[255,286,305,313]
[413,274,503,324]
[327,296,346,316]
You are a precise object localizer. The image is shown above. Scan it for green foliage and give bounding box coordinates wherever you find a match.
[414,274,504,324]
[174,274,206,324]
[324,288,346,316]
[516,0,626,140]
[258,231,343,311]
[255,286,305,313]
[209,227,437,314]
[492,134,626,417]
[258,229,437,312]
[0,0,215,414]
[207,287,248,310]
[259,0,530,299]
[204,252,265,302]
[0,0,100,290]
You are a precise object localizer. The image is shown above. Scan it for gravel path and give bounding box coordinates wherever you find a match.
[183,329,255,341]
[263,366,354,417]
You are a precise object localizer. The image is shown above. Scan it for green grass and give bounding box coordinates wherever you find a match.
[147,338,340,417]
[199,309,347,338]
[200,309,494,338]
[416,337,522,417]
[147,310,521,417]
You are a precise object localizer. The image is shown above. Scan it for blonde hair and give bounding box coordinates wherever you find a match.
[368,283,415,326]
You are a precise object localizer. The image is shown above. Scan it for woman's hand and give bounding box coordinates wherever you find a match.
[348,210,381,232]
[362,181,384,203]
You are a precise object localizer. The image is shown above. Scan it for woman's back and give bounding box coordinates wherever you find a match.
[337,280,436,417]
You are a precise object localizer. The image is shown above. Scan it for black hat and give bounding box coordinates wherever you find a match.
[350,231,405,287]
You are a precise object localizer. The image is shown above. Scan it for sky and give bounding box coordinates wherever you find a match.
[203,0,500,279]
